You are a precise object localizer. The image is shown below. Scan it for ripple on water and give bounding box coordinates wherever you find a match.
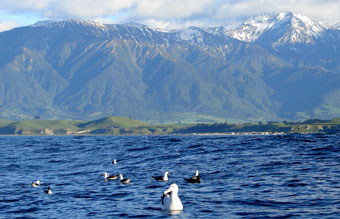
[0,134,340,218]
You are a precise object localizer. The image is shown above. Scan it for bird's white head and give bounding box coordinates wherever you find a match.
[163,171,170,180]
[103,172,109,178]
[164,183,179,195]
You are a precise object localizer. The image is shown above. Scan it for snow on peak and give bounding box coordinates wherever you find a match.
[335,22,340,30]
[31,20,56,27]
[31,19,107,29]
[226,12,326,44]
[173,27,205,44]
[272,12,325,45]
[226,14,274,42]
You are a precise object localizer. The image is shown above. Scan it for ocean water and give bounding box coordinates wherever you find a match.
[0,134,340,218]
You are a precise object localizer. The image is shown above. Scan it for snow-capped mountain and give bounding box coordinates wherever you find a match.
[28,13,332,48]
[1,12,340,122]
[334,22,340,30]
[226,14,274,42]
[32,19,107,29]
[226,12,327,46]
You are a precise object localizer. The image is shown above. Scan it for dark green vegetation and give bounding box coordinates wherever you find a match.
[1,16,340,123]
[0,116,340,135]
[0,116,190,135]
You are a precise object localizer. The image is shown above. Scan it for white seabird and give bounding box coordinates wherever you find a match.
[103,172,119,180]
[112,159,117,165]
[161,183,183,211]
[184,170,200,183]
[32,180,41,187]
[152,171,170,181]
[119,174,131,184]
[45,186,52,194]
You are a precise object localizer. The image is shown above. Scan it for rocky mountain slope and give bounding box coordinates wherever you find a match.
[1,12,340,123]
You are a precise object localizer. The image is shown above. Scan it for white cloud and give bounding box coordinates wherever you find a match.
[0,0,340,29]
[0,20,19,31]
[134,0,215,19]
[51,0,136,18]
[216,0,340,25]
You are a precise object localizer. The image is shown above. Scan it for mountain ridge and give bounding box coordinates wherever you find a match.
[1,12,340,123]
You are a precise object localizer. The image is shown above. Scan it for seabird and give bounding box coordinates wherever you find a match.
[161,183,183,211]
[112,159,117,165]
[32,180,41,187]
[45,186,52,195]
[119,174,131,184]
[184,170,201,183]
[103,172,119,180]
[152,171,170,181]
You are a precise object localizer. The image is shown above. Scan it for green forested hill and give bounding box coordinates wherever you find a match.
[0,116,340,135]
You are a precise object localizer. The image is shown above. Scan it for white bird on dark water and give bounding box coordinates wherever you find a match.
[103,172,119,180]
[32,180,41,187]
[112,159,117,165]
[152,171,170,181]
[119,174,131,184]
[45,186,52,195]
[161,183,183,211]
[184,170,201,183]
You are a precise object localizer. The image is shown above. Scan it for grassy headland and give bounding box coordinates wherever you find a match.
[0,116,339,135]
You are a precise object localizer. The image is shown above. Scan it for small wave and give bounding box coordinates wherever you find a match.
[282,179,308,187]
[145,185,162,189]
[169,138,182,142]
[127,146,151,152]
[0,199,19,203]
[188,144,203,149]
[260,161,289,167]
[311,145,338,152]
[128,214,152,218]
[7,207,40,214]
[144,206,161,211]
[230,199,296,207]
[48,159,62,163]
[73,194,94,199]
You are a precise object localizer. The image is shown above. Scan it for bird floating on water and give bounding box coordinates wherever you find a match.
[112,159,117,165]
[152,171,170,181]
[119,174,131,184]
[184,170,201,183]
[45,186,52,195]
[103,172,119,180]
[161,183,183,211]
[32,180,41,187]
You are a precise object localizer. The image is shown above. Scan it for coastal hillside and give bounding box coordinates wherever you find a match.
[0,116,339,135]
[1,12,340,122]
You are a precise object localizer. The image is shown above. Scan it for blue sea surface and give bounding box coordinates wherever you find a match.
[0,134,340,218]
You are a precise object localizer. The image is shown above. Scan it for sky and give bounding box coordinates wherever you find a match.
[1,0,340,32]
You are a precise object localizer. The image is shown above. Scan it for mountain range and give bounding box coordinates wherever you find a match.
[1,12,340,123]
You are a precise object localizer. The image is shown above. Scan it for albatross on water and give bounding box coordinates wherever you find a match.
[119,174,131,184]
[45,186,52,195]
[161,183,183,211]
[184,170,200,183]
[103,172,119,180]
[32,180,41,187]
[152,171,170,181]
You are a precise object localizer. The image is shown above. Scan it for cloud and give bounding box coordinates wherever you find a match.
[0,0,137,18]
[0,0,340,30]
[0,20,19,31]
[134,0,216,19]
[216,0,340,24]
